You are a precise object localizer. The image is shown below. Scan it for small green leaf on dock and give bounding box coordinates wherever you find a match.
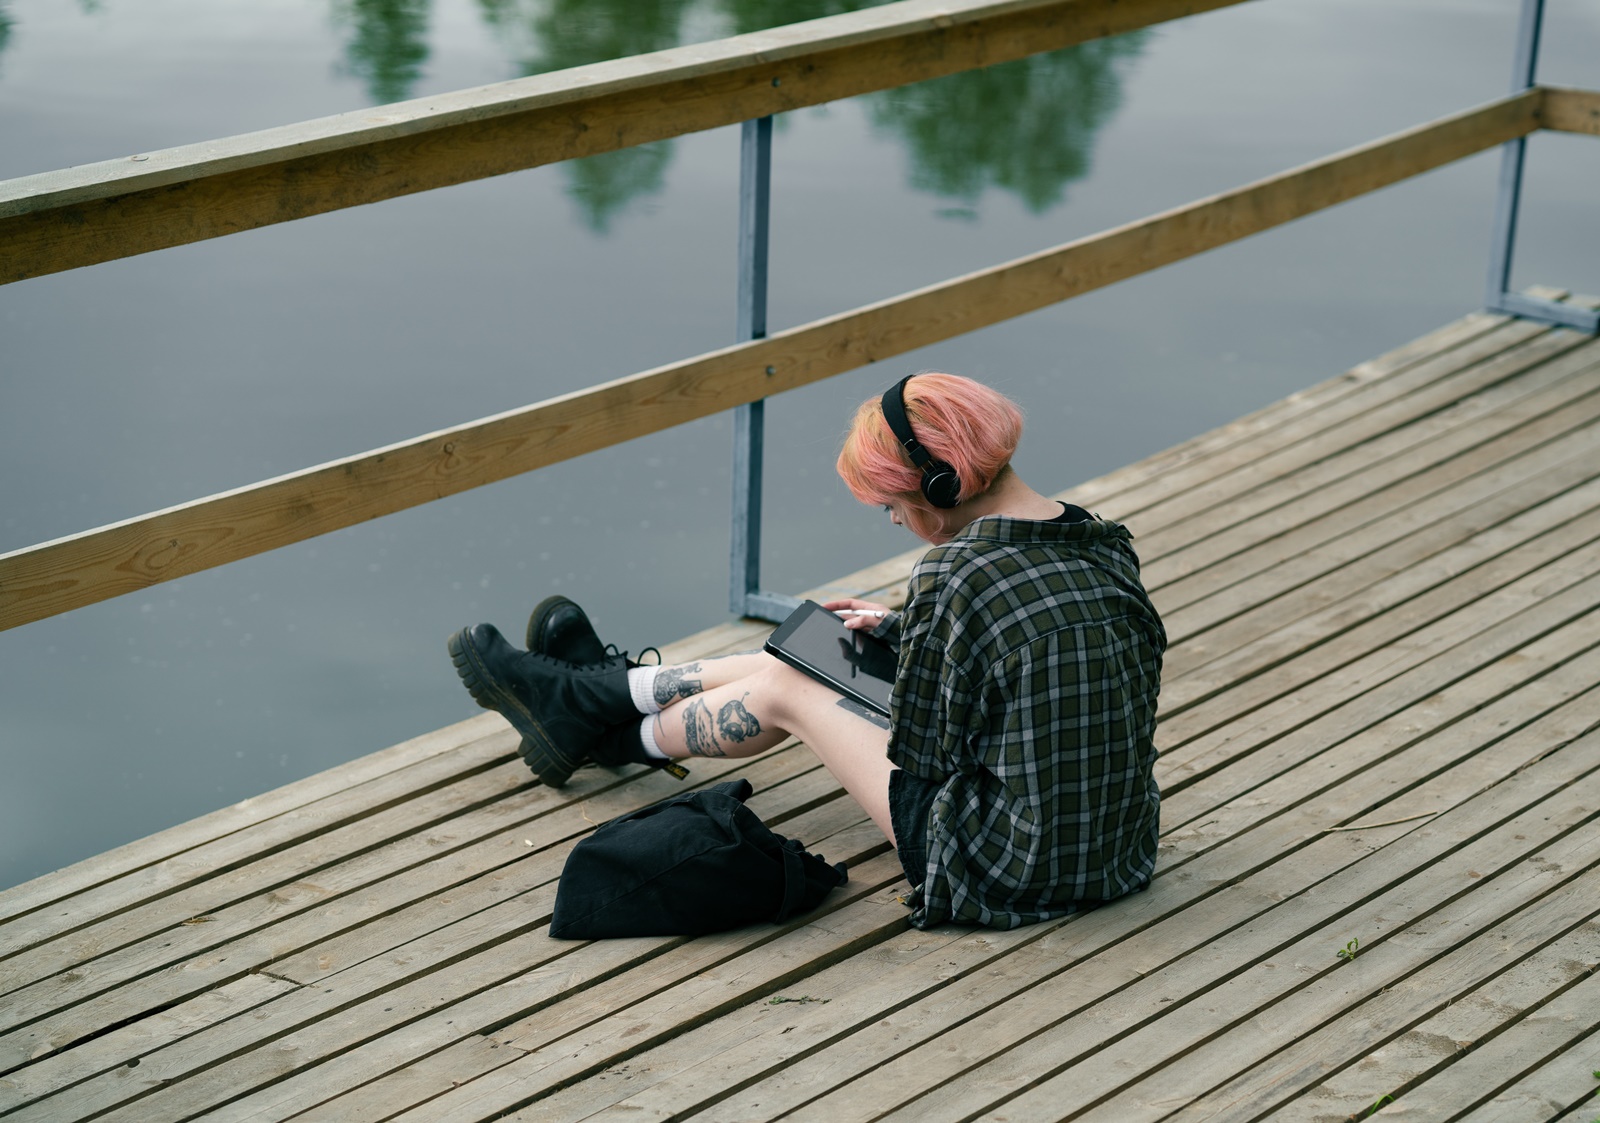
[1335,937,1361,962]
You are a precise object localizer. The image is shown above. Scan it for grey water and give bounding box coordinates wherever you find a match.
[2,0,1597,889]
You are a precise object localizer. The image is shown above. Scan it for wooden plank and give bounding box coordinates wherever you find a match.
[570,711,1600,1123]
[1138,331,1599,600]
[501,634,1600,1122]
[0,745,823,1074]
[1159,538,1600,805]
[0,973,299,1111]
[1177,922,1600,1122]
[1065,311,1521,516]
[1154,419,1600,722]
[0,762,854,1117]
[1070,286,1572,523]
[1449,1030,1600,1123]
[857,771,1600,1123]
[263,748,830,986]
[0,92,1543,633]
[1145,375,1600,627]
[1133,333,1600,587]
[1158,541,1600,831]
[61,820,897,1123]
[1012,846,1600,1123]
[0,713,505,927]
[280,1036,528,1123]
[1090,317,1555,526]
[0,0,1253,283]
[1358,969,1600,1120]
[0,726,517,960]
[1542,85,1600,136]
[1159,412,1600,680]
[200,824,896,1123]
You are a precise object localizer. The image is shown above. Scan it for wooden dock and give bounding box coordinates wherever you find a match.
[4,297,1600,1123]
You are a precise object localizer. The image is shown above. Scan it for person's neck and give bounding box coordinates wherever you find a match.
[954,468,1062,525]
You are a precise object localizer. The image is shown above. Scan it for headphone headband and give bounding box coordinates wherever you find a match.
[880,375,962,509]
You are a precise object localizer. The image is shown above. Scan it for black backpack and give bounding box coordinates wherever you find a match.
[550,778,848,939]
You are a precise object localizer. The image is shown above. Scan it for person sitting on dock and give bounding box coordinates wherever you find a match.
[449,372,1166,929]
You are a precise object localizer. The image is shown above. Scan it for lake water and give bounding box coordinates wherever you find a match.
[2,0,1598,888]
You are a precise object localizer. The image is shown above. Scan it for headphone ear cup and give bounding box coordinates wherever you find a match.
[921,463,962,509]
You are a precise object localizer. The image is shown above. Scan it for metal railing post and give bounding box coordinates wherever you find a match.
[729,116,802,621]
[1485,0,1600,332]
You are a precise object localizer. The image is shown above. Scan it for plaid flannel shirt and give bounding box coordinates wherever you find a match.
[880,514,1165,929]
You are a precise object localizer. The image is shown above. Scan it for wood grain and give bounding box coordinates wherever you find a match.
[0,92,1543,632]
[0,0,1251,283]
[1541,84,1600,136]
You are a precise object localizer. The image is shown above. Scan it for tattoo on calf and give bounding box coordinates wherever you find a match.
[681,699,723,757]
[716,693,762,744]
[836,696,891,730]
[654,663,704,707]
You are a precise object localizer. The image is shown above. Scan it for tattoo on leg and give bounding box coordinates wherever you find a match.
[716,693,762,744]
[654,663,704,707]
[681,699,723,757]
[836,696,891,730]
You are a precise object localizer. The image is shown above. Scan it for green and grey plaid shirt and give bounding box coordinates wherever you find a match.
[882,515,1164,929]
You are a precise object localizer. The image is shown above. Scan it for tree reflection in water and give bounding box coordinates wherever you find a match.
[0,0,1143,232]
[479,0,697,232]
[333,0,433,106]
[478,0,1148,233]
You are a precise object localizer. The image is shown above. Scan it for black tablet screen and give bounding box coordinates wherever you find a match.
[765,601,897,715]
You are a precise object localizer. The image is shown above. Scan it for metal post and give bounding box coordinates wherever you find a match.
[1484,0,1600,332]
[729,117,802,621]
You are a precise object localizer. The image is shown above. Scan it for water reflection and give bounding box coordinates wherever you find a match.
[0,3,12,78]
[471,0,1148,231]
[333,0,433,106]
[479,0,697,231]
[866,33,1148,213]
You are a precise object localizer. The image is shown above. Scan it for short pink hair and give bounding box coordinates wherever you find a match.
[836,372,1024,540]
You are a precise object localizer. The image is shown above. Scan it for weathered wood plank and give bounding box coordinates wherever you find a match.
[0,93,1543,633]
[1159,544,1600,809]
[1154,424,1600,722]
[1175,921,1600,1122]
[557,712,1600,1123]
[0,744,824,1076]
[1448,1023,1600,1123]
[0,727,517,961]
[1359,967,1600,1120]
[0,713,506,927]
[65,824,896,1123]
[0,973,300,1112]
[1542,85,1600,136]
[1018,845,1600,1123]
[1159,414,1600,683]
[0,0,1253,282]
[1136,334,1600,606]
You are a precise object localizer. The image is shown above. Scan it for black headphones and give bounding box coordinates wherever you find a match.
[880,374,963,509]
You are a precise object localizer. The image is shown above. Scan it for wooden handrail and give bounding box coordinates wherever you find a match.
[1542,85,1600,136]
[0,89,1552,632]
[0,0,1249,285]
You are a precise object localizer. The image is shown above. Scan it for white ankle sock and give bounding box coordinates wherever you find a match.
[638,715,669,760]
[627,666,663,714]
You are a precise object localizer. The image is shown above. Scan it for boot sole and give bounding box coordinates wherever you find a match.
[447,628,576,788]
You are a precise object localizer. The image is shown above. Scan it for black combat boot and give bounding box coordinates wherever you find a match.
[448,623,635,787]
[524,595,608,666]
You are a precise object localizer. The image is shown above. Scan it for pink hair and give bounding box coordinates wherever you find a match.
[836,372,1024,540]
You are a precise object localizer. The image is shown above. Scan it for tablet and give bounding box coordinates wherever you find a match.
[764,600,896,717]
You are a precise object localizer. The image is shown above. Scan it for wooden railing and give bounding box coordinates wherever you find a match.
[2,0,1598,633]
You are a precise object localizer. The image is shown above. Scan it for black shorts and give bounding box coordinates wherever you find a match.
[888,768,942,888]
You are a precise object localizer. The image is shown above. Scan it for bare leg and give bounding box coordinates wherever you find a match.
[645,652,767,709]
[651,653,897,842]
